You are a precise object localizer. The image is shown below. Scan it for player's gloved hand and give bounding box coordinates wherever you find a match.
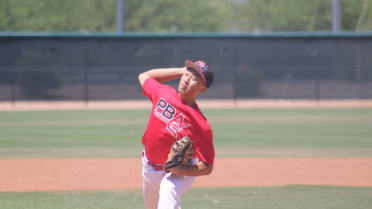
[164,136,194,173]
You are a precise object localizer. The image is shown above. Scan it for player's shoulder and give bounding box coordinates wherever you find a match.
[143,77,158,86]
[192,104,208,120]
[148,79,178,99]
[143,77,169,92]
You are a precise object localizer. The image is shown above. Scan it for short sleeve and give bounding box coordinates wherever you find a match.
[195,133,215,165]
[142,78,162,102]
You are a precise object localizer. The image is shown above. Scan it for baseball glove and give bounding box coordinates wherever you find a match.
[164,136,194,172]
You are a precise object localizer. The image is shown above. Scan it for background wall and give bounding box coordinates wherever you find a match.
[1,32,372,102]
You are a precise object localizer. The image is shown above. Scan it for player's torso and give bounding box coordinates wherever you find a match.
[143,92,212,164]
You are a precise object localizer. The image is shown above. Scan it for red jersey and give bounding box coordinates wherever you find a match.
[141,78,214,165]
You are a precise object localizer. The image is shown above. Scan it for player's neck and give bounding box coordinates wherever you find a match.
[180,95,197,108]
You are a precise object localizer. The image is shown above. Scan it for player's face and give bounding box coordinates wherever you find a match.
[178,69,207,98]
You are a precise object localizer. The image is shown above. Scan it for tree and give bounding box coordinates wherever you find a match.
[0,0,116,32]
[349,0,372,31]
[0,0,228,32]
[228,0,331,32]
[0,0,371,32]
[226,0,372,32]
[125,0,228,32]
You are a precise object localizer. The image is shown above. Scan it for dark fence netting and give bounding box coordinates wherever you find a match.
[0,33,371,101]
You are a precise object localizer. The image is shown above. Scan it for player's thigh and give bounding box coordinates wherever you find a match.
[142,156,165,191]
[160,173,195,197]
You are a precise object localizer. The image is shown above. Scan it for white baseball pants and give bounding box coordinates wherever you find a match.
[142,152,195,209]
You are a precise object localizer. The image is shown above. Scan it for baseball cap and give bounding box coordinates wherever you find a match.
[185,60,214,88]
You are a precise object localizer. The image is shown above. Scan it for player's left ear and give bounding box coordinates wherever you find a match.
[200,85,208,93]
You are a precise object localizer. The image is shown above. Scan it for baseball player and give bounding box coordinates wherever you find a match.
[138,60,215,209]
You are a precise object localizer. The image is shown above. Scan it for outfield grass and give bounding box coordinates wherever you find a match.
[1,185,372,209]
[0,108,371,158]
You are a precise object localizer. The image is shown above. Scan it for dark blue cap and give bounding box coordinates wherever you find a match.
[185,60,214,88]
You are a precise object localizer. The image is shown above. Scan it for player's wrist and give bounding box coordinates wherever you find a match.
[169,164,197,177]
[168,167,184,176]
[176,67,187,77]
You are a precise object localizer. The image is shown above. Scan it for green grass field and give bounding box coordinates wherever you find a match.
[1,186,372,209]
[1,108,371,158]
[1,108,372,209]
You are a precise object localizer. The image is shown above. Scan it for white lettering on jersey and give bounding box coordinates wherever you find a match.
[154,98,191,139]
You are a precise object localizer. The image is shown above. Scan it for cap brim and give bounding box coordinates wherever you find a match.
[185,60,207,85]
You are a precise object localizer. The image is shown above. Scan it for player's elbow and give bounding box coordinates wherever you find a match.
[137,72,145,82]
[138,73,148,87]
[204,164,213,175]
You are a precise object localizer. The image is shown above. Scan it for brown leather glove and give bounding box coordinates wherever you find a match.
[164,136,194,172]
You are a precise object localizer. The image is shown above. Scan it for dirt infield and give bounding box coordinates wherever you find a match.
[1,99,372,111]
[1,158,372,192]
